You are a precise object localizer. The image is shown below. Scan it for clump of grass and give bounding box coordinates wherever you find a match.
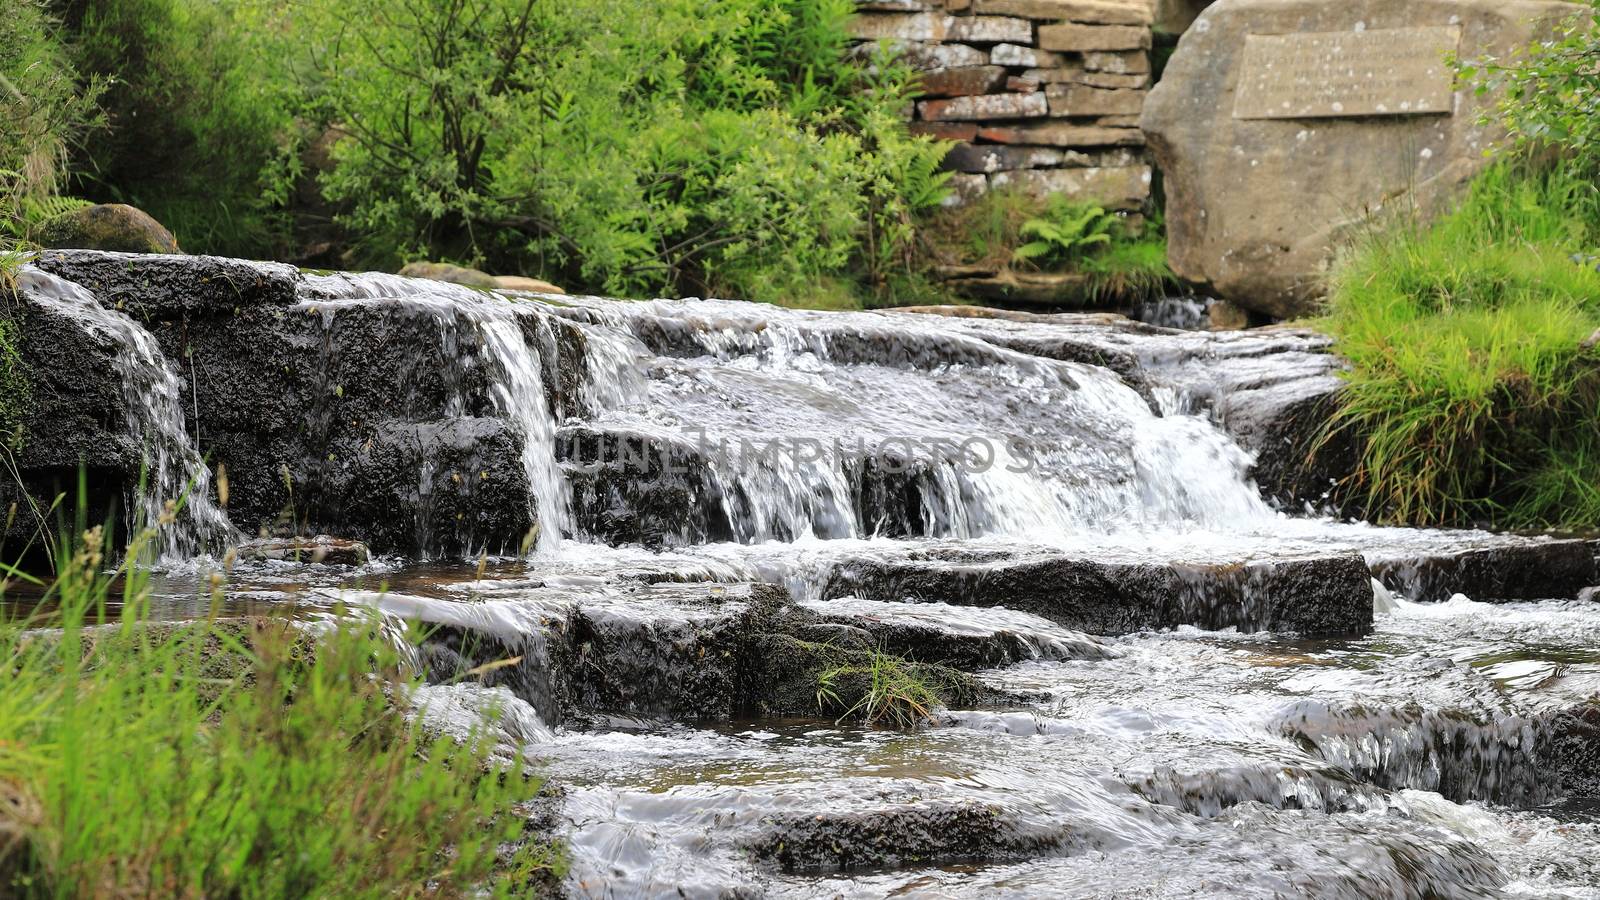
[0,519,560,897]
[1322,161,1600,527]
[815,649,948,728]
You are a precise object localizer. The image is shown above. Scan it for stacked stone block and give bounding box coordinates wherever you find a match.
[849,0,1156,212]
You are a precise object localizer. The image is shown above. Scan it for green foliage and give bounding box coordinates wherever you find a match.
[0,521,559,897]
[815,649,947,727]
[305,0,950,304]
[0,0,103,229]
[1323,163,1600,527]
[1458,2,1600,174]
[68,0,300,256]
[1013,199,1119,264]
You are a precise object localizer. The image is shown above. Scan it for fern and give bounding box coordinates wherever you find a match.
[1012,199,1121,266]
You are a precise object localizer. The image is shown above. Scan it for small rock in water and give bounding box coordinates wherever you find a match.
[1578,586,1600,603]
[236,535,371,566]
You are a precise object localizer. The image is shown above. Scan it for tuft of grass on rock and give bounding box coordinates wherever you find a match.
[1322,162,1600,528]
[815,648,952,728]
[0,520,560,898]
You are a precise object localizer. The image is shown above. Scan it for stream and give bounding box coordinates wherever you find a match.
[18,257,1600,898]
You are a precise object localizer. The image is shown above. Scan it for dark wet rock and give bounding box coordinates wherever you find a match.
[1551,703,1600,798]
[821,547,1375,638]
[35,204,181,255]
[1368,538,1597,603]
[557,424,732,547]
[235,535,371,566]
[745,801,1074,874]
[805,598,1119,669]
[33,249,298,318]
[14,251,579,556]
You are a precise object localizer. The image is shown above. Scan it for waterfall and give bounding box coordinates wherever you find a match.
[17,268,232,558]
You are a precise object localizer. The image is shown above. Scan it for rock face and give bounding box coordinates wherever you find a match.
[36,204,181,254]
[1141,0,1581,318]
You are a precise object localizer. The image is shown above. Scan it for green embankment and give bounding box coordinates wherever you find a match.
[1322,164,1600,528]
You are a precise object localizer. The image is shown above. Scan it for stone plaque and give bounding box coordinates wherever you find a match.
[1233,26,1461,119]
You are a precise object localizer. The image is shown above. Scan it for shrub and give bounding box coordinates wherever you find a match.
[0,521,558,897]
[1323,163,1600,527]
[304,0,950,304]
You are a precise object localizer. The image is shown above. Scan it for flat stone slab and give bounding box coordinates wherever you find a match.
[819,544,1377,638]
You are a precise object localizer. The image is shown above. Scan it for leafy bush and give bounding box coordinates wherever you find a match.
[1323,163,1600,527]
[0,521,558,897]
[304,0,949,304]
[1459,1,1600,177]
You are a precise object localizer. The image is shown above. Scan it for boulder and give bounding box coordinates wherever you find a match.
[397,261,498,289]
[1141,0,1582,318]
[492,275,565,295]
[35,204,181,255]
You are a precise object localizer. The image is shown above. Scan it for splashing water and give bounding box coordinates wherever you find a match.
[18,268,232,557]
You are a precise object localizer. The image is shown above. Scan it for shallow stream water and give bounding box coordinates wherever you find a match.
[22,262,1600,897]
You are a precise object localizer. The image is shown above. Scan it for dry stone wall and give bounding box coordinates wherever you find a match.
[849,0,1157,212]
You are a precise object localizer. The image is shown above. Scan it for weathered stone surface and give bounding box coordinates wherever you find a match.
[942,270,1092,304]
[1038,23,1152,51]
[943,172,990,205]
[1095,114,1142,127]
[846,11,947,40]
[858,0,934,9]
[1367,540,1598,603]
[849,39,989,70]
[918,65,1010,97]
[1046,84,1145,116]
[976,0,1153,23]
[1141,0,1581,318]
[947,15,1034,43]
[745,801,1071,874]
[941,144,1067,173]
[398,261,497,289]
[990,164,1152,209]
[909,121,981,141]
[990,42,1062,68]
[919,91,1048,121]
[1032,68,1149,89]
[821,547,1376,637]
[1083,49,1149,73]
[1006,75,1041,92]
[1233,27,1459,119]
[493,275,565,295]
[978,122,1143,145]
[36,204,181,255]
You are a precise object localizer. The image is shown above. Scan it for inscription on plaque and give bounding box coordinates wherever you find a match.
[1233,26,1461,120]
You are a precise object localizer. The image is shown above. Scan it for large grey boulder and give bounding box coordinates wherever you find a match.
[1141,0,1581,318]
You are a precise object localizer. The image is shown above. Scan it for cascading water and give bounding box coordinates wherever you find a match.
[18,269,232,558]
[31,252,1594,899]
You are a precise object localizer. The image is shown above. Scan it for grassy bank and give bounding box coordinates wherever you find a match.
[1322,164,1600,528]
[0,523,557,897]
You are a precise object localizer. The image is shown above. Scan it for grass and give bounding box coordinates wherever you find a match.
[1321,161,1600,528]
[0,246,32,446]
[0,514,560,897]
[814,649,948,728]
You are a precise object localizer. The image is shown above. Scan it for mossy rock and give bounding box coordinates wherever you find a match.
[35,203,182,255]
